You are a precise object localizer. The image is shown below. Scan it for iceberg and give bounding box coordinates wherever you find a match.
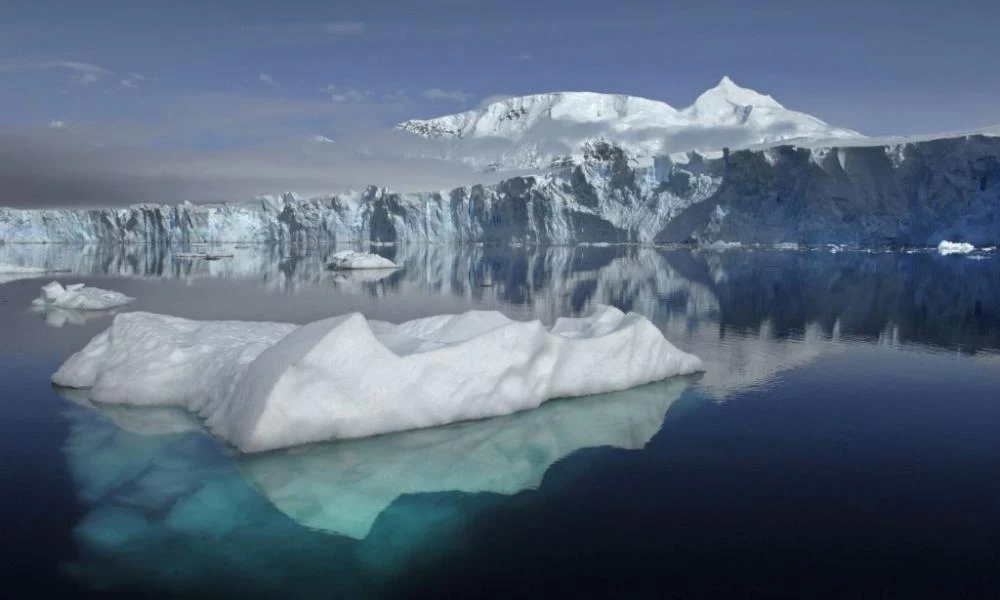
[52,306,703,452]
[31,281,135,310]
[938,240,975,255]
[327,250,399,270]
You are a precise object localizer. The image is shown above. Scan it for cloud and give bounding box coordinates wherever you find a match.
[259,73,279,87]
[422,88,473,103]
[516,53,533,61]
[0,60,113,85]
[47,120,66,129]
[324,21,365,35]
[325,85,372,102]
[382,90,410,103]
[119,78,138,89]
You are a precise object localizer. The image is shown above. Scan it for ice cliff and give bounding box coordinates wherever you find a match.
[2,134,998,246]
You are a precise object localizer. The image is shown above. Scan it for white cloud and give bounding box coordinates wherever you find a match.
[516,52,533,61]
[422,88,473,103]
[0,60,113,85]
[259,73,279,87]
[324,21,365,35]
[128,73,146,82]
[326,85,372,102]
[382,90,410,103]
[72,72,100,85]
[119,78,138,89]
[47,120,66,129]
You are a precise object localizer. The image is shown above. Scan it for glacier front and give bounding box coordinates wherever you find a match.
[52,306,704,452]
[2,133,998,247]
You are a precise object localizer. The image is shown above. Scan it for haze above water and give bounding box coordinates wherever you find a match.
[2,243,999,598]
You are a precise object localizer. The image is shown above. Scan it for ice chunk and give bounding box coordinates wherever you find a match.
[31,281,136,310]
[327,251,400,270]
[53,306,703,452]
[937,240,975,255]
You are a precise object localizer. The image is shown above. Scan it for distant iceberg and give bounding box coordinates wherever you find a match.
[327,251,400,270]
[937,240,976,255]
[52,306,703,452]
[32,281,135,310]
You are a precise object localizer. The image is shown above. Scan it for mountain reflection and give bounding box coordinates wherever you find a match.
[5,242,997,354]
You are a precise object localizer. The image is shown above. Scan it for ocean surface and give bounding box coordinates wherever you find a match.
[1,243,999,599]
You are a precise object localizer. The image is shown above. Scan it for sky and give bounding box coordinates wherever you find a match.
[1,0,998,206]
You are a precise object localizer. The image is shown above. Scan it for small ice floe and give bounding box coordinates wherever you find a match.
[52,305,704,453]
[175,252,233,260]
[327,251,400,270]
[32,281,134,311]
[937,240,975,255]
[703,240,742,251]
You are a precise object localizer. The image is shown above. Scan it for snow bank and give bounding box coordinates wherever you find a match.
[53,306,703,452]
[938,240,975,255]
[32,281,135,310]
[327,251,399,270]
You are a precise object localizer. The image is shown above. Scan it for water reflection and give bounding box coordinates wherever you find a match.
[56,378,693,593]
[239,378,690,540]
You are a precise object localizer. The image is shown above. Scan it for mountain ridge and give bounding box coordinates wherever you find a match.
[396,77,863,171]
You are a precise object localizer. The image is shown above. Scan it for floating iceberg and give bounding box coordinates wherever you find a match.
[32,281,135,310]
[52,306,703,452]
[938,240,975,255]
[327,251,399,270]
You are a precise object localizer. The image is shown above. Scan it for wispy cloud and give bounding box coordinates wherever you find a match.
[324,21,365,35]
[516,52,534,61]
[422,88,473,104]
[325,84,372,102]
[0,59,119,86]
[47,120,66,129]
[259,73,279,87]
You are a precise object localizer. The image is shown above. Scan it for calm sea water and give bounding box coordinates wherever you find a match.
[1,244,999,599]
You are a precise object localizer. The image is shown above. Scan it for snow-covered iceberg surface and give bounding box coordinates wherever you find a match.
[31,281,135,310]
[938,240,976,255]
[327,250,399,270]
[52,306,703,452]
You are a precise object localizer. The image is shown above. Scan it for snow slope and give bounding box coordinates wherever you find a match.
[52,306,704,452]
[397,77,863,171]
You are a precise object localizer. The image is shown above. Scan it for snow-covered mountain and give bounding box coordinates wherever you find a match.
[3,133,997,247]
[397,77,863,171]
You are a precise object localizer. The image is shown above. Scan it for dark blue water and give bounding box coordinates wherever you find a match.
[1,245,999,599]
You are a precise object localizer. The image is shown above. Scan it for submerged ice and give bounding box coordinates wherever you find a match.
[52,306,703,452]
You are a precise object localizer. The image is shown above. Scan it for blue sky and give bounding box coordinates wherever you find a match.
[2,0,999,143]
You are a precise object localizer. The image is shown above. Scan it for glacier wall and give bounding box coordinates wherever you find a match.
[2,135,997,246]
